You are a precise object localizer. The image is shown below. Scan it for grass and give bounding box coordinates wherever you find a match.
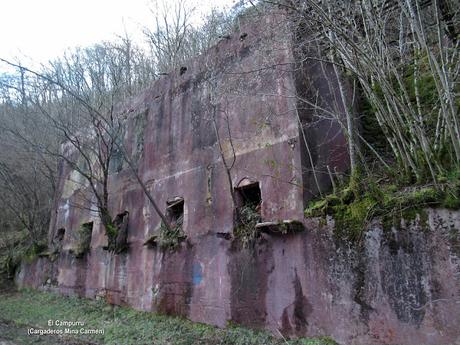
[0,289,337,345]
[0,319,84,345]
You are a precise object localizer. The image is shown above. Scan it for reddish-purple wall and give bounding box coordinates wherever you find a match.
[18,210,460,345]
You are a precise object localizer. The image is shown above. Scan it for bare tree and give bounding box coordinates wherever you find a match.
[0,41,173,254]
[143,0,234,73]
[255,0,459,187]
[0,1,242,259]
[0,70,57,253]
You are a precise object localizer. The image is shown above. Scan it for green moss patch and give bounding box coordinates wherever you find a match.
[305,174,460,240]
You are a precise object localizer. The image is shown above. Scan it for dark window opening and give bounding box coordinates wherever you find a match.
[234,182,262,228]
[81,222,94,231]
[110,211,129,254]
[150,197,186,251]
[55,228,65,242]
[113,211,129,227]
[235,182,262,213]
[166,197,184,228]
[52,228,66,254]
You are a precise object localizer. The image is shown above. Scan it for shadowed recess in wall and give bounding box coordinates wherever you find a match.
[228,237,273,328]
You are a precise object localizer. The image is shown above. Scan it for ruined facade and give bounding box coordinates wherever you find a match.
[16,13,460,345]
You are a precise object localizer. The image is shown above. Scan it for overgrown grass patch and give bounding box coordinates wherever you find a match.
[0,289,336,345]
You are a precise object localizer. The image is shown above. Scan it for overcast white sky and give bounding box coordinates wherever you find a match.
[0,0,234,69]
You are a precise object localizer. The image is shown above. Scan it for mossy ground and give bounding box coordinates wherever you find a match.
[305,170,460,240]
[0,289,336,345]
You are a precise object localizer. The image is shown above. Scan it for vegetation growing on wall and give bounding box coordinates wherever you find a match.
[144,199,186,252]
[233,204,262,248]
[153,198,187,251]
[71,222,93,258]
[0,229,47,282]
[289,0,459,236]
[305,170,460,240]
[156,216,186,251]
[104,211,130,254]
[288,0,459,204]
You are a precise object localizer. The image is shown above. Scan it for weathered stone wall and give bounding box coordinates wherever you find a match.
[17,209,460,345]
[15,12,460,345]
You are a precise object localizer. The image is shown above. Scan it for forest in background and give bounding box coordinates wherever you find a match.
[0,0,459,279]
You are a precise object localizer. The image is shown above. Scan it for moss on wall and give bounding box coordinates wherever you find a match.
[305,173,460,240]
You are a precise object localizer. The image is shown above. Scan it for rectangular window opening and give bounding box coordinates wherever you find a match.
[234,182,262,227]
[166,197,184,228]
[112,211,129,253]
[53,227,66,253]
[114,211,129,226]
[235,182,261,213]
[56,228,66,242]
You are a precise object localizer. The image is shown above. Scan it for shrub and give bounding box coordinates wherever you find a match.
[233,204,261,248]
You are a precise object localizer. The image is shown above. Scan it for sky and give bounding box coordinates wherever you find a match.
[0,0,234,70]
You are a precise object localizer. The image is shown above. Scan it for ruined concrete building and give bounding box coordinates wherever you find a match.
[17,12,460,345]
